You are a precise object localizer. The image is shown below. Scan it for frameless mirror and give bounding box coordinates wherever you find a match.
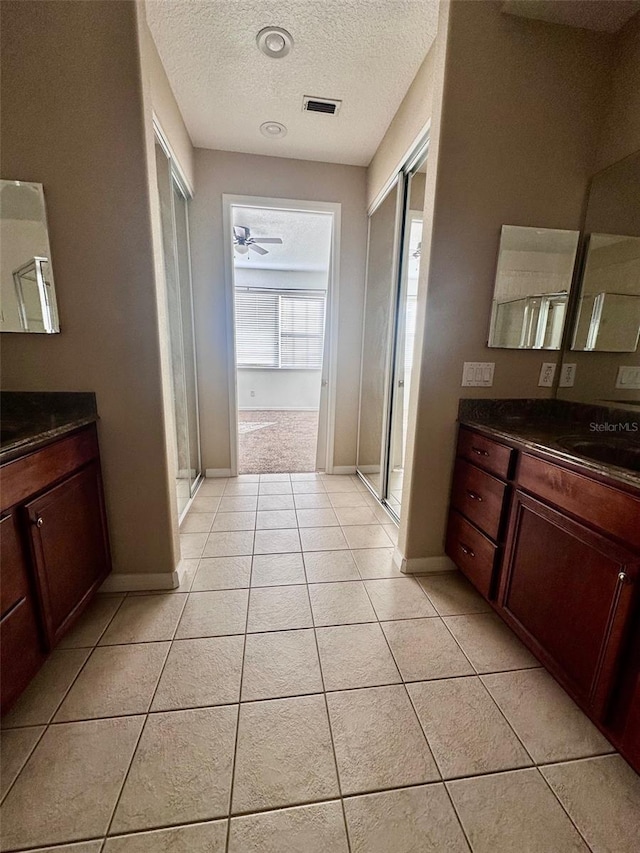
[0,180,59,333]
[488,225,579,349]
[571,233,640,352]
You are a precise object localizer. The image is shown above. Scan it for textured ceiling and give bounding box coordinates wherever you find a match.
[232,205,332,269]
[145,0,438,166]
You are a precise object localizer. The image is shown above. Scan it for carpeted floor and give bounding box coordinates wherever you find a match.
[238,410,319,474]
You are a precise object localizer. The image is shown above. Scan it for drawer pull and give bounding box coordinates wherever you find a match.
[33,516,44,528]
[459,542,475,558]
[471,446,489,457]
[466,490,483,502]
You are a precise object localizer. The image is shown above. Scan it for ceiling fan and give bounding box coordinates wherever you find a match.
[233,225,283,256]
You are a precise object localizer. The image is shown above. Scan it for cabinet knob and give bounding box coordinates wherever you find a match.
[618,571,629,584]
[35,516,44,528]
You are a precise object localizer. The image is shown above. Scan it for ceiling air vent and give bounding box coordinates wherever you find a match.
[302,96,342,116]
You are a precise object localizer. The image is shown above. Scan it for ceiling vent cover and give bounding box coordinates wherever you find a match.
[303,96,342,116]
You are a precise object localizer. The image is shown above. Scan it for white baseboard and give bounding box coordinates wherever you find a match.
[331,465,356,474]
[393,548,456,575]
[205,468,232,478]
[238,407,319,412]
[100,568,180,592]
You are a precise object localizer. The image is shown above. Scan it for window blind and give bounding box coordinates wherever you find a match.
[235,288,325,369]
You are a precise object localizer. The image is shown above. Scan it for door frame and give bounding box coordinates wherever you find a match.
[222,194,342,476]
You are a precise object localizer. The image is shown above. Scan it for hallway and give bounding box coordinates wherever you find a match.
[1,473,638,852]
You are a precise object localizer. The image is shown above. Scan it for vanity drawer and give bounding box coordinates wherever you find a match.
[451,459,507,541]
[518,453,640,551]
[446,510,497,598]
[0,514,28,617]
[458,427,513,479]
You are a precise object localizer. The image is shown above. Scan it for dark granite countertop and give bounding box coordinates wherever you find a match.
[458,399,640,490]
[0,392,98,464]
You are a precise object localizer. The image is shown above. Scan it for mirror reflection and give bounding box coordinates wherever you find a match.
[571,233,640,352]
[488,225,579,349]
[0,180,59,333]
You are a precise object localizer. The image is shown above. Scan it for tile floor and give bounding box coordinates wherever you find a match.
[1,472,639,852]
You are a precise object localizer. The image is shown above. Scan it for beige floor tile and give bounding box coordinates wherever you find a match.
[111,706,237,833]
[173,559,199,593]
[408,676,532,779]
[0,716,144,851]
[334,506,379,526]
[343,525,393,550]
[382,524,399,545]
[351,548,403,579]
[151,636,244,710]
[416,571,491,616]
[303,550,360,582]
[364,578,437,620]
[232,694,339,813]
[224,482,259,496]
[382,618,474,682]
[192,556,252,591]
[180,532,208,559]
[211,511,256,532]
[218,495,258,512]
[196,479,227,496]
[482,668,614,763]
[448,768,589,852]
[309,581,377,626]
[105,820,227,852]
[0,726,45,800]
[55,642,169,721]
[27,843,102,852]
[292,481,326,494]
[343,783,469,853]
[293,493,332,509]
[58,595,125,648]
[1,648,90,728]
[444,613,539,673]
[327,685,439,795]
[260,473,291,482]
[300,526,348,551]
[258,494,295,510]
[251,553,306,586]
[229,801,349,853]
[259,482,293,495]
[323,478,359,493]
[290,472,322,481]
[256,509,298,529]
[328,492,371,508]
[316,623,401,691]
[254,528,301,554]
[203,530,254,557]
[541,754,640,853]
[180,513,215,534]
[241,629,323,701]
[190,496,222,513]
[99,595,187,645]
[247,585,312,632]
[296,508,340,528]
[175,590,248,638]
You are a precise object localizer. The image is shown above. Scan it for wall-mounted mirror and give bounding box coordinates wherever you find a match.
[0,180,59,333]
[571,233,640,352]
[488,225,579,349]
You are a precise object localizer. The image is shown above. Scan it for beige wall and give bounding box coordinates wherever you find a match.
[0,0,177,578]
[399,0,612,562]
[367,44,436,209]
[189,149,367,472]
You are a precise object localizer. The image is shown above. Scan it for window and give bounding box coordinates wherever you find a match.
[235,288,326,369]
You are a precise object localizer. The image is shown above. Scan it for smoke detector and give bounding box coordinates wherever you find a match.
[260,121,287,139]
[257,27,293,58]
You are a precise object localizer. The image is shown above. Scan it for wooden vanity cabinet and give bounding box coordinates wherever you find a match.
[0,425,111,713]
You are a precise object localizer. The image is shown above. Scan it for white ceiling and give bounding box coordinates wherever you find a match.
[145,0,438,166]
[232,205,333,270]
[501,0,640,33]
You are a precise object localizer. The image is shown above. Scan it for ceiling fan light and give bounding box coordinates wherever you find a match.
[235,243,249,254]
[257,26,293,58]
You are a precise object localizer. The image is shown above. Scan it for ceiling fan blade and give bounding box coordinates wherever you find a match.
[234,225,249,240]
[249,243,269,255]
[252,237,283,244]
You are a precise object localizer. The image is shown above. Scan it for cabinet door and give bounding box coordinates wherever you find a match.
[26,463,110,645]
[1,512,45,712]
[499,491,638,720]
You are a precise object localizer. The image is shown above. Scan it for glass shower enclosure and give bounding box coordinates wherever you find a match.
[155,137,202,517]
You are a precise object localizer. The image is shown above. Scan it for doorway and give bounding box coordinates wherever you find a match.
[224,197,340,475]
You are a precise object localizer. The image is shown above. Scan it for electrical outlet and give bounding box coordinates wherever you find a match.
[538,362,556,388]
[616,366,640,390]
[462,362,495,387]
[558,363,576,388]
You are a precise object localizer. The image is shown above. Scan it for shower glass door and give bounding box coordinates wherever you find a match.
[155,139,202,516]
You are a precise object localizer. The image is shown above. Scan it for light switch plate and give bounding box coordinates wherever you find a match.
[616,365,640,390]
[538,362,556,388]
[559,363,576,388]
[462,362,495,387]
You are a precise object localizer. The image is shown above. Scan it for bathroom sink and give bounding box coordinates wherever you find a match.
[556,435,640,472]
